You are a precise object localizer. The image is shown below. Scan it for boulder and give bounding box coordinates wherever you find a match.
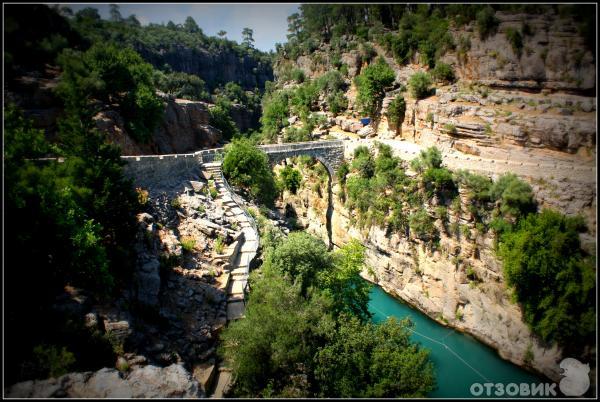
[357,125,375,138]
[5,364,202,398]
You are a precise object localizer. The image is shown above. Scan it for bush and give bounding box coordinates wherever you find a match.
[422,167,456,198]
[505,27,523,57]
[180,236,196,252]
[410,146,443,173]
[454,170,492,203]
[498,209,594,348]
[32,344,76,379]
[279,165,302,194]
[209,98,239,141]
[408,72,432,99]
[291,68,306,83]
[430,62,455,83]
[386,95,406,131]
[489,173,536,220]
[222,138,278,206]
[154,70,210,101]
[260,90,290,143]
[315,315,435,398]
[327,91,348,115]
[409,210,436,240]
[283,126,312,143]
[476,6,499,40]
[354,57,395,116]
[214,235,225,254]
[351,146,375,178]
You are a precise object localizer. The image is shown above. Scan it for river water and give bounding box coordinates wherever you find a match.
[368,284,548,398]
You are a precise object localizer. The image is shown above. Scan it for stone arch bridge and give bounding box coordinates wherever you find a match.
[196,140,345,177]
[121,140,346,189]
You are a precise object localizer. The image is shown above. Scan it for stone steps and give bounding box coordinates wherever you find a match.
[202,161,260,398]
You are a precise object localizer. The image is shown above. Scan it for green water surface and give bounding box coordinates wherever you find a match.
[368,284,549,398]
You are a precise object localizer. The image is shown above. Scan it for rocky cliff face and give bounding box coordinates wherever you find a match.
[136,44,273,91]
[7,67,262,157]
[442,11,595,93]
[96,98,222,155]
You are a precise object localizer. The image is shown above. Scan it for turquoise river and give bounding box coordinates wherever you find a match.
[368,284,551,398]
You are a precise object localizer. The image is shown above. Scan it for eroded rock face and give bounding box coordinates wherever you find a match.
[102,98,223,156]
[5,364,202,398]
[135,45,273,92]
[443,11,595,92]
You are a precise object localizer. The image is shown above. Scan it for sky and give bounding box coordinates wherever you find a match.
[58,3,300,52]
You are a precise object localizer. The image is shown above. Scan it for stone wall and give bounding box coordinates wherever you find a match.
[122,154,203,191]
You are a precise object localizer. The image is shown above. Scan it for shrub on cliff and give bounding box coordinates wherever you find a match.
[154,70,210,101]
[354,57,395,116]
[222,138,277,206]
[209,97,239,141]
[386,94,406,131]
[498,209,595,349]
[260,90,291,143]
[489,173,536,220]
[279,165,302,194]
[430,62,455,84]
[408,72,433,99]
[476,6,499,40]
[505,27,523,58]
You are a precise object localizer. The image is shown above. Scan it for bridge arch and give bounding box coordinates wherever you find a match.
[259,140,345,181]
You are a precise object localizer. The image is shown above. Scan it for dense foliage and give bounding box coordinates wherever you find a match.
[259,72,347,143]
[153,70,210,101]
[498,210,595,350]
[222,138,278,206]
[5,105,140,384]
[408,71,433,99]
[219,231,435,397]
[386,94,406,132]
[354,57,395,116]
[56,43,164,143]
[279,165,302,194]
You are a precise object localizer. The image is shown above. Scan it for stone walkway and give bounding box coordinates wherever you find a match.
[202,162,259,398]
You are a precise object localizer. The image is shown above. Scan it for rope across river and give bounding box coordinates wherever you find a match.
[370,304,491,383]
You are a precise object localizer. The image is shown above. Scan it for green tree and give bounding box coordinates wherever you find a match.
[184,16,201,34]
[431,62,455,83]
[320,240,372,321]
[498,209,595,348]
[279,165,302,194]
[242,27,255,49]
[109,4,122,22]
[56,43,164,143]
[219,271,335,397]
[265,232,333,295]
[476,6,499,40]
[209,97,240,141]
[314,315,435,397]
[386,94,406,132]
[408,71,432,99]
[354,57,395,116]
[489,173,536,220]
[222,138,277,206]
